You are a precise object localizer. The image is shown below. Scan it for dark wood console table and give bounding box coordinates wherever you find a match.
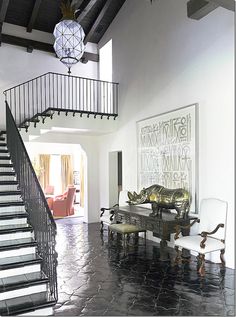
[114,205,197,247]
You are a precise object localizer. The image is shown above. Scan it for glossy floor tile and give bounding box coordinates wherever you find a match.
[53,217,235,316]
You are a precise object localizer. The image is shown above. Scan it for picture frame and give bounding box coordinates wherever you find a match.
[137,103,199,213]
[73,171,80,186]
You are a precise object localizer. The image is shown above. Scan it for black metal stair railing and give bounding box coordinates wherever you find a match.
[3,72,119,130]
[5,101,58,301]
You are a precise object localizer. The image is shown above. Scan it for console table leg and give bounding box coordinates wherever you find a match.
[160,239,170,261]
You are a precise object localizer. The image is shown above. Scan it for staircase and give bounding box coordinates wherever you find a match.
[0,131,56,316]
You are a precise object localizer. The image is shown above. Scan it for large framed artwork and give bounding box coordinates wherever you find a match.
[137,103,199,213]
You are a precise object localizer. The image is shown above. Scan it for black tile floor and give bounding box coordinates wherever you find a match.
[53,217,235,316]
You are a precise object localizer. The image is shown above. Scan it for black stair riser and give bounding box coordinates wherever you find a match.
[0,278,48,294]
[0,241,37,252]
[0,143,7,147]
[0,172,16,176]
[0,150,8,153]
[0,213,27,220]
[0,157,10,160]
[0,227,33,235]
[0,298,56,316]
[0,181,18,185]
[0,164,13,168]
[0,191,21,196]
[0,202,25,207]
[0,257,42,270]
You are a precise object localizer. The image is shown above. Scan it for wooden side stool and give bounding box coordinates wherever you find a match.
[108,223,146,249]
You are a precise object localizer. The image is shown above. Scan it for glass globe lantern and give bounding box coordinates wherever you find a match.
[53,3,85,74]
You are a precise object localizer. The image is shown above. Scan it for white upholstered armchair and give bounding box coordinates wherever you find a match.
[100,190,129,233]
[174,198,227,276]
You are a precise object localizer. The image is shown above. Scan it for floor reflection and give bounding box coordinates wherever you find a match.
[53,217,235,316]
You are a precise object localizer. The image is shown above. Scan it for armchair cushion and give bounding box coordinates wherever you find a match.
[175,235,225,254]
[52,187,76,217]
[53,199,67,209]
[109,223,146,234]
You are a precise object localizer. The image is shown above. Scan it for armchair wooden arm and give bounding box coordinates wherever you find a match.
[200,223,224,248]
[100,209,115,221]
[174,218,200,240]
[100,204,118,217]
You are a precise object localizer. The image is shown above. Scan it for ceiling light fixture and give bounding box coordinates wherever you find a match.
[53,0,85,74]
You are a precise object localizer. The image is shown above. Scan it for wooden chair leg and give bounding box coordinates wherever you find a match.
[123,233,126,249]
[100,221,104,234]
[198,253,205,276]
[220,249,226,267]
[108,228,114,240]
[127,233,131,243]
[134,232,139,245]
[196,254,200,265]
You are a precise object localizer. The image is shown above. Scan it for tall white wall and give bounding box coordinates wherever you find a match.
[0,43,98,128]
[98,0,234,268]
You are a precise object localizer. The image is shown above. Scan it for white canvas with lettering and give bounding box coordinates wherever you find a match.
[137,103,198,213]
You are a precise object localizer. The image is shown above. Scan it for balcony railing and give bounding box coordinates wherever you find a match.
[3,72,119,129]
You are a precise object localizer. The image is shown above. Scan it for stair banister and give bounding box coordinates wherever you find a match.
[5,101,58,302]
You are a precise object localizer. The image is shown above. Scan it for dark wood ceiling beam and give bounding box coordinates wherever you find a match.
[0,23,3,46]
[77,0,98,23]
[209,0,235,11]
[72,0,84,10]
[0,0,9,46]
[187,0,234,20]
[71,0,81,6]
[0,0,9,22]
[1,34,53,52]
[84,0,113,44]
[187,0,219,19]
[27,0,42,33]
[0,33,99,62]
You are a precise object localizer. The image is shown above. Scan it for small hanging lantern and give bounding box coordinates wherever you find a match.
[53,0,85,74]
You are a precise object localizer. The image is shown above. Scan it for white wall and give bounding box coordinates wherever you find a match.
[98,0,235,268]
[99,39,112,81]
[0,43,98,128]
[109,151,118,206]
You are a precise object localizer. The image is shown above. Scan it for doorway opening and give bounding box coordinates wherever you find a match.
[25,142,87,220]
[109,151,122,206]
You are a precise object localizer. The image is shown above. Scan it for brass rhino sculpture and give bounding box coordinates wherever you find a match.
[127,184,191,219]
